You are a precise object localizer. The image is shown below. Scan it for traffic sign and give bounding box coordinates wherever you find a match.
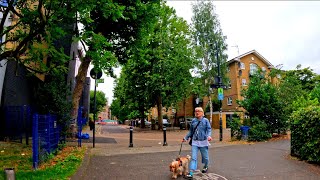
[97,79,104,83]
[218,94,224,100]
[90,69,102,79]
[218,88,224,100]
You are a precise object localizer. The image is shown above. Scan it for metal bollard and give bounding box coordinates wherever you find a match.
[129,126,133,147]
[4,168,15,180]
[163,126,168,146]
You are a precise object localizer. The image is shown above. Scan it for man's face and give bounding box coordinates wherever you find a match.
[195,109,203,118]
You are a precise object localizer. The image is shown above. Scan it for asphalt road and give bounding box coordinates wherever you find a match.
[72,124,320,180]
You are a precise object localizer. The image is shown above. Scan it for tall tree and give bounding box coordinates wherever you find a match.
[89,90,107,115]
[0,0,161,136]
[238,71,286,133]
[114,2,196,129]
[191,0,228,121]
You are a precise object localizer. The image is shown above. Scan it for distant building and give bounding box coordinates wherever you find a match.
[155,50,278,129]
[98,103,110,120]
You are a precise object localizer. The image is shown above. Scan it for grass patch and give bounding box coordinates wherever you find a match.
[0,142,86,180]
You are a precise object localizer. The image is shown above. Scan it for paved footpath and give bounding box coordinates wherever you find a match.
[71,124,320,180]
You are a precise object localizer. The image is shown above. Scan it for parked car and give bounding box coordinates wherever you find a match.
[155,119,172,127]
[179,118,193,129]
[138,119,151,127]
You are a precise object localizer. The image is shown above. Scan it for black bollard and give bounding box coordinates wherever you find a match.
[163,126,168,146]
[129,126,133,147]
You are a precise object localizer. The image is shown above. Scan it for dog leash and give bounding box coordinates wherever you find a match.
[178,141,183,158]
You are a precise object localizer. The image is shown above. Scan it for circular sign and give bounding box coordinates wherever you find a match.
[90,69,102,79]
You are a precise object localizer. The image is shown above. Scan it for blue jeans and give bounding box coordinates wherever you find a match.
[189,145,209,171]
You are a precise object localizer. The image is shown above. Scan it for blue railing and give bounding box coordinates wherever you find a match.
[4,105,85,169]
[77,107,88,147]
[32,113,61,169]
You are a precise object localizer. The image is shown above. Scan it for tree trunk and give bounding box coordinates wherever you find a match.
[183,98,187,130]
[156,95,163,130]
[69,57,92,137]
[209,95,213,125]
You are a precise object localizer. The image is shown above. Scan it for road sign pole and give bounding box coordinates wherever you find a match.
[93,76,97,148]
[216,44,223,142]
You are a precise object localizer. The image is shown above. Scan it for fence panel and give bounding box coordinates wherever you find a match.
[32,113,61,169]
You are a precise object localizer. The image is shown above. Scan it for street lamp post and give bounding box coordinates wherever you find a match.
[216,45,223,142]
[93,76,97,148]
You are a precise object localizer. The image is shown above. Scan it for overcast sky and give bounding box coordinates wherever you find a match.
[92,0,320,104]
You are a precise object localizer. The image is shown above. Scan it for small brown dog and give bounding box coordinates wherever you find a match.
[169,155,191,179]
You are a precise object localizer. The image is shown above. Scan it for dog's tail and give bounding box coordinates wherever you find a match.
[186,155,191,161]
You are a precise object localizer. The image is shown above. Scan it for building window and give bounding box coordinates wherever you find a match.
[227,66,230,72]
[242,79,247,86]
[240,62,245,69]
[262,67,266,71]
[228,80,231,89]
[227,97,232,105]
[277,74,281,79]
[249,63,258,75]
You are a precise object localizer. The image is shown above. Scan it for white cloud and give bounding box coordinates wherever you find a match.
[93,1,320,104]
[167,0,320,72]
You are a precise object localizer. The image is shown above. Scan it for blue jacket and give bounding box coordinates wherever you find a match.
[184,117,212,141]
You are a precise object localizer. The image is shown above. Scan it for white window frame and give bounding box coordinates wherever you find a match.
[240,62,245,70]
[242,79,247,86]
[227,97,232,105]
[250,63,258,75]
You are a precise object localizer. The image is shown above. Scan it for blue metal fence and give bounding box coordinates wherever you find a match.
[77,107,88,147]
[3,105,86,169]
[32,113,61,169]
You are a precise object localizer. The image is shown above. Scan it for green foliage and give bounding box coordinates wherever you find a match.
[310,84,320,102]
[285,65,320,92]
[248,117,272,142]
[191,1,228,98]
[238,73,287,134]
[291,105,320,163]
[34,73,72,135]
[227,115,242,140]
[113,2,196,126]
[0,143,85,180]
[90,90,107,115]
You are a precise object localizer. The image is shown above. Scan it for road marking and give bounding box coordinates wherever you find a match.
[193,172,228,180]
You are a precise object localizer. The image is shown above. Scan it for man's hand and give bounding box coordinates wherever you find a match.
[182,138,187,142]
[207,136,212,141]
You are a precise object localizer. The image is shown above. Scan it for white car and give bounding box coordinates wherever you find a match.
[138,120,151,127]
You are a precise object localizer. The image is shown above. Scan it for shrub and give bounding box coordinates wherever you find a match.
[291,105,320,163]
[227,115,242,140]
[248,117,272,141]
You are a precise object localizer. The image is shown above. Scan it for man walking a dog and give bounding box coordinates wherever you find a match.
[182,107,212,179]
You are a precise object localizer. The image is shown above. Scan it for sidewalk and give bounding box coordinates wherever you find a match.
[76,124,234,156]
